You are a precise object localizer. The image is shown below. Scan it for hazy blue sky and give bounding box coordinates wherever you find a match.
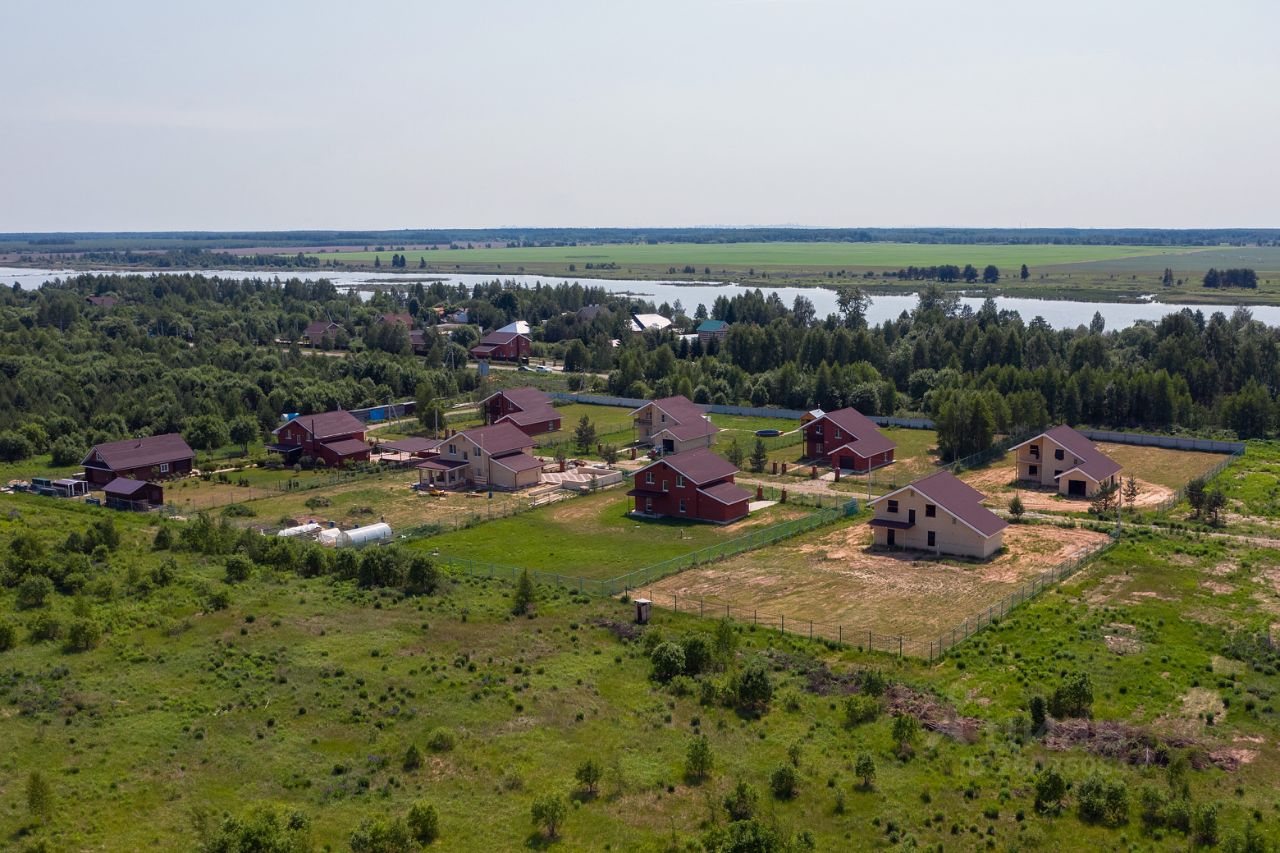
[3,0,1277,231]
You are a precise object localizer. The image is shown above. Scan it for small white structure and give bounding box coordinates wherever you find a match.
[319,522,394,548]
[277,522,322,539]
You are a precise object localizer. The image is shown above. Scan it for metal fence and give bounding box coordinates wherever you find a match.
[1149,448,1246,513]
[432,498,857,597]
[546,392,934,430]
[1077,429,1245,454]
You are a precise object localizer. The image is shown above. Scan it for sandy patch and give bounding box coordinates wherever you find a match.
[1201,580,1234,596]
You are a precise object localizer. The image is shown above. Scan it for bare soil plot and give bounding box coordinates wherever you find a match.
[639,522,1110,640]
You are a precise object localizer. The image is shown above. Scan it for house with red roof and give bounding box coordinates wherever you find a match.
[627,447,752,524]
[470,329,531,362]
[81,433,195,487]
[869,471,1007,558]
[416,422,543,491]
[1010,425,1121,498]
[480,387,562,436]
[303,320,343,346]
[630,395,718,454]
[376,312,414,327]
[801,407,896,472]
[268,410,371,467]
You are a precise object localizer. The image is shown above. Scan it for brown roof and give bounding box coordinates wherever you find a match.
[809,408,896,458]
[378,437,442,454]
[273,410,364,440]
[498,408,560,427]
[457,422,535,457]
[657,419,718,442]
[637,448,738,486]
[86,295,118,308]
[1014,425,1122,483]
[475,331,528,347]
[304,320,341,338]
[83,433,194,472]
[633,395,707,425]
[698,481,753,505]
[378,312,414,327]
[874,471,1007,538]
[485,386,553,411]
[321,438,371,457]
[103,477,154,497]
[491,451,544,473]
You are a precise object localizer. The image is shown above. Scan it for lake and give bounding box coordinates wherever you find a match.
[4,266,1277,331]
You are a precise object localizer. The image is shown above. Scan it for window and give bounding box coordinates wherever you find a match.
[448,443,456,455]
[887,499,899,514]
[660,413,666,423]
[927,531,936,547]
[925,504,935,518]
[1029,464,1038,476]
[159,463,170,474]
[645,498,653,513]
[1054,469,1062,478]
[678,499,687,513]
[645,470,655,485]
[676,475,685,488]
[834,429,842,439]
[1054,448,1064,460]
[814,424,823,436]
[1030,444,1040,458]
[662,480,669,492]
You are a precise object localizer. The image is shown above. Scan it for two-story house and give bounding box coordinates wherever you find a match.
[469,329,532,362]
[416,422,543,490]
[480,386,562,436]
[801,407,896,472]
[627,447,752,524]
[869,471,1007,558]
[1010,425,1121,498]
[268,410,371,467]
[630,395,718,454]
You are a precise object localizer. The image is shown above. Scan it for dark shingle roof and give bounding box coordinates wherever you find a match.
[492,452,544,473]
[103,477,152,497]
[639,448,738,485]
[274,410,364,440]
[1014,425,1121,483]
[83,433,194,471]
[698,481,752,505]
[810,408,896,458]
[458,422,535,457]
[320,438,371,456]
[875,471,1007,538]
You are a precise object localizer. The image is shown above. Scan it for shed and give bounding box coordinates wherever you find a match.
[103,477,164,511]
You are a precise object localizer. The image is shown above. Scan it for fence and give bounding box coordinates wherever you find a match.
[432,498,857,597]
[1149,447,1246,513]
[1077,429,1245,454]
[546,393,934,429]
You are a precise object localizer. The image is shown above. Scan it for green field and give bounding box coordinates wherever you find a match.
[309,241,1201,270]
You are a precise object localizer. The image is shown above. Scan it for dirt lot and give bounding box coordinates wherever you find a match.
[638,521,1111,641]
[958,442,1228,513]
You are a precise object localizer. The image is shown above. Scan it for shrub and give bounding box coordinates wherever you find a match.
[769,764,798,799]
[223,555,254,583]
[349,816,413,853]
[1076,772,1128,826]
[406,801,440,845]
[685,735,713,783]
[1033,766,1066,814]
[1138,785,1167,828]
[150,558,177,587]
[724,780,759,821]
[64,618,102,652]
[575,758,602,796]
[1048,671,1093,718]
[855,752,876,788]
[892,713,920,758]
[860,669,887,697]
[203,805,311,852]
[426,728,455,752]
[26,770,52,822]
[0,621,16,652]
[531,794,566,839]
[681,633,712,675]
[843,694,880,727]
[1008,495,1025,520]
[1192,802,1219,846]
[733,659,773,714]
[650,642,686,683]
[26,612,63,642]
[1029,695,1047,733]
[402,744,423,772]
[152,526,173,550]
[511,569,535,615]
[16,575,54,610]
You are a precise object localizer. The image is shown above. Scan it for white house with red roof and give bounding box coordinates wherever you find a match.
[801,407,896,472]
[1010,425,1121,498]
[869,471,1007,558]
[630,395,718,454]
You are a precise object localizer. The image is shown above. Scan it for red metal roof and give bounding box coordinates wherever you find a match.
[698,481,753,505]
[457,422,535,457]
[378,437,442,454]
[491,452,544,473]
[636,448,739,485]
[320,438,371,457]
[810,408,896,457]
[485,386,552,411]
[873,471,1007,538]
[273,410,364,440]
[304,320,341,337]
[1014,425,1122,483]
[83,433,194,472]
[103,477,153,496]
[379,312,413,326]
[476,330,528,347]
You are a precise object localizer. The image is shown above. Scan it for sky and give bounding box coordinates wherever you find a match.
[2,0,1278,232]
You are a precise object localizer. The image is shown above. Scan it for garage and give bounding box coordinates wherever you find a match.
[1067,479,1087,497]
[839,454,857,471]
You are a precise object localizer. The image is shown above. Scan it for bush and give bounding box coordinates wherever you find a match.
[1029,695,1047,732]
[0,621,16,652]
[685,735,713,783]
[681,633,712,675]
[733,659,773,715]
[892,713,920,758]
[223,555,254,583]
[531,794,566,839]
[723,780,759,821]
[26,612,63,642]
[402,744,423,772]
[1076,772,1128,826]
[64,618,102,652]
[860,669,887,697]
[574,758,602,796]
[349,816,413,853]
[1048,671,1093,718]
[202,805,311,853]
[1033,766,1066,814]
[426,728,455,752]
[16,575,54,610]
[1192,802,1219,846]
[843,694,880,727]
[769,764,798,799]
[512,568,535,615]
[406,801,440,845]
[855,752,876,789]
[152,526,173,550]
[650,642,686,683]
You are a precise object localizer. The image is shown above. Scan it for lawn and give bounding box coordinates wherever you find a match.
[411,487,810,579]
[638,520,1112,646]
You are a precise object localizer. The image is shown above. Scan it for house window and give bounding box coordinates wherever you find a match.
[1054,448,1064,460]
[1054,470,1062,478]
[678,499,687,513]
[448,443,456,455]
[1029,464,1038,476]
[463,451,469,461]
[676,475,685,488]
[927,531,936,547]
[887,499,898,514]
[814,424,823,436]
[159,463,170,474]
[662,480,669,492]
[925,504,935,518]
[660,413,666,423]
[1030,444,1040,458]
[645,470,655,485]
[645,498,653,513]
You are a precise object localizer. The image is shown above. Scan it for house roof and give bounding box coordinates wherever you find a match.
[497,320,531,335]
[417,457,469,471]
[632,395,707,423]
[656,419,718,442]
[83,433,194,471]
[482,386,552,412]
[697,319,728,332]
[630,313,672,332]
[103,477,154,497]
[636,447,738,485]
[320,438,371,457]
[1012,425,1121,483]
[698,481,753,505]
[273,410,365,440]
[871,471,1007,539]
[378,312,413,326]
[491,451,544,473]
[474,330,529,347]
[457,422,535,456]
[378,437,442,455]
[85,295,118,308]
[498,408,560,427]
[809,408,896,458]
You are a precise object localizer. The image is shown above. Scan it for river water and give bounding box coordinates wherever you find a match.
[4,266,1276,331]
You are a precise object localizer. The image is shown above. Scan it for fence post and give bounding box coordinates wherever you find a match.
[837,625,842,645]
[899,636,903,657]
[780,614,784,635]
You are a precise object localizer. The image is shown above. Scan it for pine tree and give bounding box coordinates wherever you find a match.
[573,415,596,454]
[27,770,52,822]
[749,438,768,473]
[1020,263,1030,281]
[512,569,535,615]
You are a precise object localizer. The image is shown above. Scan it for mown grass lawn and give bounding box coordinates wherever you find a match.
[410,487,810,579]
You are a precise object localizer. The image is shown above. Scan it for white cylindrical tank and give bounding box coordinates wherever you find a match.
[277,522,322,538]
[341,522,392,547]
